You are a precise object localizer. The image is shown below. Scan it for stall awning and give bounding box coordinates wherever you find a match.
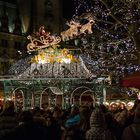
[120,71,140,89]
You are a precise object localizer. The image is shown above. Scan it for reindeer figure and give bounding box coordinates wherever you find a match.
[79,16,95,34]
[61,20,81,41]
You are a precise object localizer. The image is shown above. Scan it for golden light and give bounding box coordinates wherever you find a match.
[30,46,77,64]
[61,58,71,64]
[137,92,140,100]
[126,101,134,110]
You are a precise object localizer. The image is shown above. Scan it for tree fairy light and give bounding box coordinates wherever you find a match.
[8,0,140,84]
[71,0,140,83]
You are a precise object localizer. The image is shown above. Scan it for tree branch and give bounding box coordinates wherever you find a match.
[100,0,126,26]
[95,18,114,25]
[119,0,132,9]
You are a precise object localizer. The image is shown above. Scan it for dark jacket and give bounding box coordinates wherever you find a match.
[10,121,47,140]
[86,108,114,140]
[122,118,140,140]
[0,109,17,139]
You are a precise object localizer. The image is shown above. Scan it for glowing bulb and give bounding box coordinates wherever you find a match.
[61,58,71,64]
[38,57,46,64]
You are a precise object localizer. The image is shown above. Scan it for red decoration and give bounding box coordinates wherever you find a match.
[120,71,140,89]
[36,26,50,37]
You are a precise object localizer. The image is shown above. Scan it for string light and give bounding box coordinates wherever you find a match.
[9,0,140,85]
[72,0,140,83]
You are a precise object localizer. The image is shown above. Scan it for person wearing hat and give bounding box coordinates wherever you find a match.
[86,108,114,140]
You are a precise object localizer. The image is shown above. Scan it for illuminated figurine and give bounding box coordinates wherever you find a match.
[36,26,50,37]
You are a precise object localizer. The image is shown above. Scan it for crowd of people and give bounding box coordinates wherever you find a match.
[0,99,140,140]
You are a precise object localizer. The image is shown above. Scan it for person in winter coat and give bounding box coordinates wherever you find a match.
[11,111,47,140]
[121,103,140,140]
[64,105,80,140]
[0,100,17,139]
[86,108,114,140]
[65,105,80,128]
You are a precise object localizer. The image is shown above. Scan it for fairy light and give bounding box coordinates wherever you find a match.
[8,0,140,84]
[29,47,78,64]
[71,0,140,82]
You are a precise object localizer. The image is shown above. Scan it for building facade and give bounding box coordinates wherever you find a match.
[0,0,63,75]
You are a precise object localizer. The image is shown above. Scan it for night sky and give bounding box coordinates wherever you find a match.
[62,0,75,19]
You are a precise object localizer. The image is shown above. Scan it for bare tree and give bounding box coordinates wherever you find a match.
[78,0,140,80]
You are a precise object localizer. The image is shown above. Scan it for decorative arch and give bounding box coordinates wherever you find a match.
[70,86,93,104]
[12,87,29,110]
[40,87,63,108]
[79,89,95,106]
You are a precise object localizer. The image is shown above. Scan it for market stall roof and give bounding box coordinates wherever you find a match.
[120,71,140,89]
